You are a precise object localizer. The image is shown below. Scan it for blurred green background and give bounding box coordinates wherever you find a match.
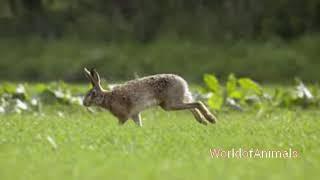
[0,0,319,82]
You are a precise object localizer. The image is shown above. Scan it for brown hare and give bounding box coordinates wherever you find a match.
[83,68,217,126]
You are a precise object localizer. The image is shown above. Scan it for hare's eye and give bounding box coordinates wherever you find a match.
[91,89,98,97]
[91,91,96,96]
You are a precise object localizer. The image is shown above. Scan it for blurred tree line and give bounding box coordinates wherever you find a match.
[0,0,319,42]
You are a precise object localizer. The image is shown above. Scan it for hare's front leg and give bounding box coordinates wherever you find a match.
[118,118,129,125]
[132,113,142,127]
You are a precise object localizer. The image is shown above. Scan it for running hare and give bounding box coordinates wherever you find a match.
[83,68,217,126]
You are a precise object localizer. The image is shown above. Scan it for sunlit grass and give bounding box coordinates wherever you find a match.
[0,106,319,180]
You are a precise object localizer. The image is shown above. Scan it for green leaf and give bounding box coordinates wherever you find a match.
[34,83,47,93]
[226,74,237,95]
[208,93,224,110]
[238,78,262,95]
[229,91,243,99]
[203,74,221,93]
[2,83,16,94]
[226,74,244,99]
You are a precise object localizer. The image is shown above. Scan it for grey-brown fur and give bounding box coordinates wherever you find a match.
[83,68,217,126]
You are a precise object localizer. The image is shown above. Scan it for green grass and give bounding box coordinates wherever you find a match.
[0,105,319,180]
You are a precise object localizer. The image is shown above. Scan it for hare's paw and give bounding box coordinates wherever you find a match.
[206,114,217,124]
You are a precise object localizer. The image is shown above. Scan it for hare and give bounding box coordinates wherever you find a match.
[83,68,217,126]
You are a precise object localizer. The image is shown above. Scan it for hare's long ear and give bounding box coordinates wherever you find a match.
[84,67,95,86]
[90,68,101,87]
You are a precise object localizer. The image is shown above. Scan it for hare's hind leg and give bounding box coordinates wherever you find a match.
[161,101,217,124]
[190,109,208,125]
[132,113,142,127]
[193,101,217,124]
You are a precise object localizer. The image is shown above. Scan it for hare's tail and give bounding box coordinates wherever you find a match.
[184,90,194,103]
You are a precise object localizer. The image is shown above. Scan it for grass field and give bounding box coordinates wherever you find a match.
[0,104,319,180]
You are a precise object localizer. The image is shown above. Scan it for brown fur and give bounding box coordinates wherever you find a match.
[83,68,217,126]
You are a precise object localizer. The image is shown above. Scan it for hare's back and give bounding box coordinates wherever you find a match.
[114,74,190,99]
[133,74,191,101]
